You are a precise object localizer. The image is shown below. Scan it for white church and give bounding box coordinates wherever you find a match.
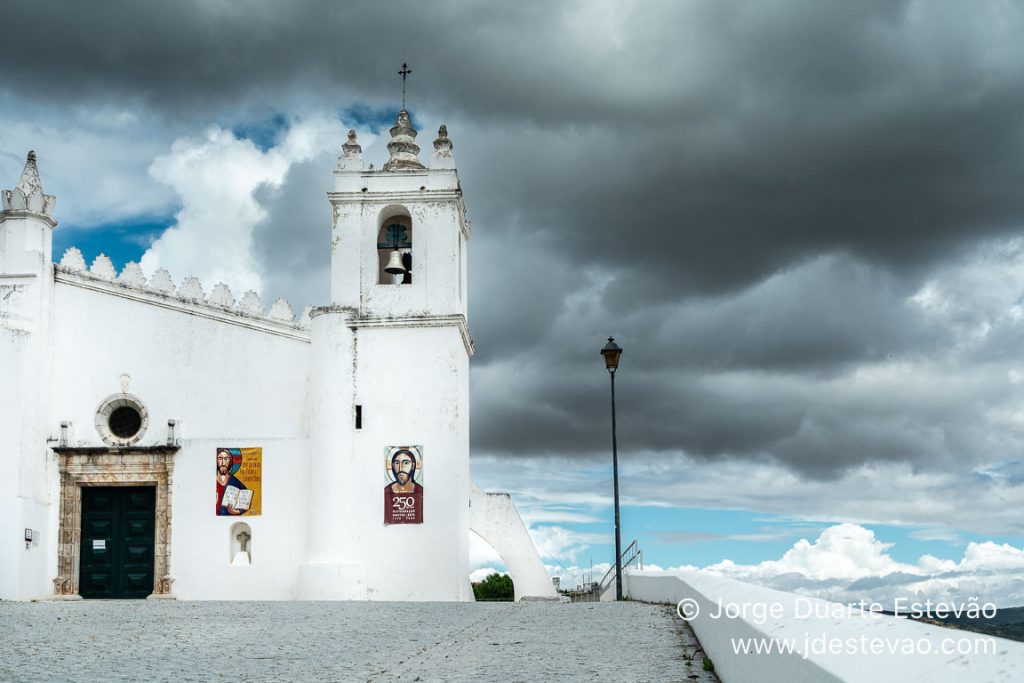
[0,109,556,602]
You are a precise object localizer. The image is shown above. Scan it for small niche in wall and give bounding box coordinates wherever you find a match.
[230,522,252,566]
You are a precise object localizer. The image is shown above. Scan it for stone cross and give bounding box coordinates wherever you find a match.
[236,530,251,553]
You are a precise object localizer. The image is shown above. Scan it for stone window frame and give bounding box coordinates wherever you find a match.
[52,446,178,599]
[94,393,150,447]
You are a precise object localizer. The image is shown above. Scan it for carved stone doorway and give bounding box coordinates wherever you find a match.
[52,447,178,598]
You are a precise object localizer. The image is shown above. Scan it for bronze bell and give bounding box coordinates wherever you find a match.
[385,249,406,274]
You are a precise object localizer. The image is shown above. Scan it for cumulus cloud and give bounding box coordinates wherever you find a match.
[647,524,1024,608]
[705,524,914,581]
[469,567,502,583]
[469,530,503,571]
[545,562,612,591]
[140,115,344,297]
[527,525,610,563]
[474,453,1024,539]
[0,98,178,227]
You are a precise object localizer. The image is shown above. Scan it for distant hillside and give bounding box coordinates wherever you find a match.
[902,606,1024,643]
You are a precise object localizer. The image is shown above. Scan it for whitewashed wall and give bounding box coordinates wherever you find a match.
[300,315,472,601]
[330,168,468,319]
[350,325,470,600]
[0,209,56,601]
[300,153,474,601]
[626,571,1024,683]
[50,278,311,599]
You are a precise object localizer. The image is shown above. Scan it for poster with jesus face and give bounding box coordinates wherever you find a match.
[384,445,423,525]
[215,447,262,516]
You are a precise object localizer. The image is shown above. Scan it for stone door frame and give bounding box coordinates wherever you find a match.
[52,446,178,598]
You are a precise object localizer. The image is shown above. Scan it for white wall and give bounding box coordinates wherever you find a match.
[626,571,1024,683]
[0,210,56,600]
[301,320,471,600]
[301,156,473,601]
[49,278,311,599]
[330,167,468,319]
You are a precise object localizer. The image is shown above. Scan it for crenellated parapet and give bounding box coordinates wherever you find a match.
[55,247,312,333]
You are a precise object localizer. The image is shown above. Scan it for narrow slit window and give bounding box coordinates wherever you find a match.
[355,405,363,430]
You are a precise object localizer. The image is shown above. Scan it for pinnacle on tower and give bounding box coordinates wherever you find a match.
[337,129,363,171]
[382,110,425,171]
[2,150,56,216]
[431,124,455,170]
[342,129,362,156]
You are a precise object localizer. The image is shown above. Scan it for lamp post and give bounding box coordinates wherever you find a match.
[601,336,623,600]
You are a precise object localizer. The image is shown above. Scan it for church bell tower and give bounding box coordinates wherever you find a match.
[300,108,473,600]
[0,152,57,600]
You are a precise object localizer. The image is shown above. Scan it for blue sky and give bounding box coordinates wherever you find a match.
[535,503,1022,569]
[50,105,402,272]
[54,218,171,271]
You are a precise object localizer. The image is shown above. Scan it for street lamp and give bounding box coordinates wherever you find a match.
[601,336,623,600]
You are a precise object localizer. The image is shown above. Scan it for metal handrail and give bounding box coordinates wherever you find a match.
[597,540,641,594]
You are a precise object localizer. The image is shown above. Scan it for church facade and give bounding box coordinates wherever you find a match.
[0,111,555,602]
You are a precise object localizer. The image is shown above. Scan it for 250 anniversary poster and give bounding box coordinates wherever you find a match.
[384,445,423,525]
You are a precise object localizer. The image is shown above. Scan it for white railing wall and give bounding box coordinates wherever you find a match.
[625,571,1024,683]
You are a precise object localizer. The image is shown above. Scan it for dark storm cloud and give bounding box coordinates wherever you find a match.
[7,1,1024,479]
[252,154,334,310]
[7,0,1024,287]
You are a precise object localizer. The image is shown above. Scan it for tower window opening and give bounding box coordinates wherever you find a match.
[355,405,363,430]
[377,218,412,285]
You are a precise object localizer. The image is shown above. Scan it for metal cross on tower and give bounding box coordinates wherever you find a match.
[398,62,412,109]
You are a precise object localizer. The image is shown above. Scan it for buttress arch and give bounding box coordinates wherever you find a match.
[468,481,559,601]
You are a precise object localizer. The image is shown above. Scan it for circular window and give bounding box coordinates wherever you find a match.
[108,406,143,439]
[95,393,149,446]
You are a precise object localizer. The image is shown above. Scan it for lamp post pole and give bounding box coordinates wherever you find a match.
[601,337,623,601]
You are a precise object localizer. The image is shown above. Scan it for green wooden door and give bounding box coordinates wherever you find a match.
[79,486,156,599]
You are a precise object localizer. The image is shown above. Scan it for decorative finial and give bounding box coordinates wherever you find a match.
[383,109,425,172]
[3,150,56,217]
[398,62,412,110]
[337,128,363,171]
[431,124,455,169]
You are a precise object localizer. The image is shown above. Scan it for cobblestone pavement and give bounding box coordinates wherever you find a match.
[0,600,718,682]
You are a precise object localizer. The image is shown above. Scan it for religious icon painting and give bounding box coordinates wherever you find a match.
[216,447,262,516]
[384,445,423,525]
